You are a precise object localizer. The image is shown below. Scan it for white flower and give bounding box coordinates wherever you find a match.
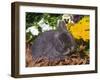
[26,26,39,36]
[62,14,74,24]
[38,18,53,32]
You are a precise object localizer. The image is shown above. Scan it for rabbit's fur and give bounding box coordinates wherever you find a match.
[32,20,76,61]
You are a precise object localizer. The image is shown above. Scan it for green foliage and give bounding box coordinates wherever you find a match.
[26,12,62,43]
[26,12,43,29]
[43,13,62,28]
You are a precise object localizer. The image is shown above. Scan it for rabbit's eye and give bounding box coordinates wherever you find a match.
[59,33,71,43]
[58,33,74,50]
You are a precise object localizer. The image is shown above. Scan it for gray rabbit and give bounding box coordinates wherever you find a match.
[32,20,76,61]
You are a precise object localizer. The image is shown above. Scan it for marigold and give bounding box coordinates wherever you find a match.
[67,16,90,42]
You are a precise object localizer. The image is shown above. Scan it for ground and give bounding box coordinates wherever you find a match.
[26,44,89,67]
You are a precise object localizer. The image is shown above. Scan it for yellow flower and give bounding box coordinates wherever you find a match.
[67,16,90,42]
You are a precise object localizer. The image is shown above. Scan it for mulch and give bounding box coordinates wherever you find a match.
[26,44,89,67]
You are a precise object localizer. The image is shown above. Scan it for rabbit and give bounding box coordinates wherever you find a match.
[32,20,76,61]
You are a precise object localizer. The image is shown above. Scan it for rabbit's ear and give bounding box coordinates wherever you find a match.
[57,20,67,32]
